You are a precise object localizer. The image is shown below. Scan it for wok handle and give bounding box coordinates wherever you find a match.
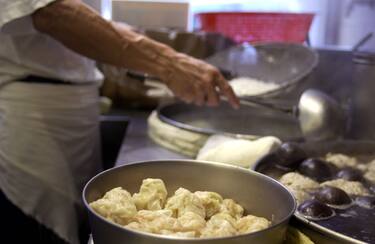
[221,96,295,114]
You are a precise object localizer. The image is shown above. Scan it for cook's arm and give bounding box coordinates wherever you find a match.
[32,0,239,108]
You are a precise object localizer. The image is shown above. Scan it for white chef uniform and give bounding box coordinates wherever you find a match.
[0,1,104,243]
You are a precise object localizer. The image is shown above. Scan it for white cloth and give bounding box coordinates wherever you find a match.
[197,135,282,169]
[0,81,102,244]
[0,0,104,85]
[0,1,105,243]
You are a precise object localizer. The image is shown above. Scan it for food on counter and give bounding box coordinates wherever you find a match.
[279,152,375,201]
[313,186,352,209]
[324,153,360,170]
[367,159,375,172]
[279,172,319,190]
[297,199,335,221]
[365,170,375,184]
[321,179,370,196]
[279,172,319,204]
[197,135,281,168]
[274,142,307,170]
[89,178,271,238]
[265,149,375,242]
[229,77,280,97]
[298,158,334,182]
[287,187,311,204]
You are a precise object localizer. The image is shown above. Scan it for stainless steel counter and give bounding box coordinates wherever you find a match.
[115,109,188,167]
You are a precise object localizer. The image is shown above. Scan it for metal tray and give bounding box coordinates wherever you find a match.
[253,140,375,244]
[157,102,302,141]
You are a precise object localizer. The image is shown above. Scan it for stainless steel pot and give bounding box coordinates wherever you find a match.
[83,160,296,244]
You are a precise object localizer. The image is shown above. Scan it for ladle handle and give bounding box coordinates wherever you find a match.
[221,96,294,114]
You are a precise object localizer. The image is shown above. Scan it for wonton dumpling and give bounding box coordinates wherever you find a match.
[201,213,237,238]
[194,191,223,218]
[132,209,181,234]
[321,179,370,196]
[219,199,244,219]
[285,186,310,204]
[279,172,319,190]
[367,159,375,172]
[236,215,270,234]
[133,178,168,210]
[364,170,375,184]
[165,188,205,218]
[177,211,206,235]
[90,187,137,225]
[325,153,359,169]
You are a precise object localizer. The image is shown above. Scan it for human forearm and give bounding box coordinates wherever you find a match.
[32,0,173,78]
[32,0,239,107]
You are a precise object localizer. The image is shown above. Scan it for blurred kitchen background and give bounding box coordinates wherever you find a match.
[92,0,375,167]
[97,0,375,50]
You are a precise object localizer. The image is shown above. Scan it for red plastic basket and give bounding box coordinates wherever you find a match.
[194,12,314,44]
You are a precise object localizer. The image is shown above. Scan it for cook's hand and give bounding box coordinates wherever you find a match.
[31,0,238,108]
[160,53,240,109]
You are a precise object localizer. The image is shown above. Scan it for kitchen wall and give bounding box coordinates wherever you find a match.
[337,0,375,51]
[101,0,375,50]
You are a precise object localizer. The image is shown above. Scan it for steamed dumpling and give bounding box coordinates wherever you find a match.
[279,172,319,190]
[133,178,168,210]
[236,215,270,234]
[321,179,369,196]
[285,186,311,204]
[127,209,181,234]
[90,187,137,225]
[194,191,223,218]
[325,153,359,169]
[201,213,237,237]
[165,188,205,218]
[177,211,206,235]
[219,199,244,219]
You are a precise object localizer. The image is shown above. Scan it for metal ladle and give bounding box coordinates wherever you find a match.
[224,89,346,141]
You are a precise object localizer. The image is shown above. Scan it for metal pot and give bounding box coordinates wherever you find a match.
[83,160,296,244]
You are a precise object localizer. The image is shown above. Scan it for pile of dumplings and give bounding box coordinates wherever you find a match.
[89,178,270,238]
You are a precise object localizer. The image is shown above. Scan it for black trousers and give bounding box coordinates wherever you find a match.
[0,190,90,244]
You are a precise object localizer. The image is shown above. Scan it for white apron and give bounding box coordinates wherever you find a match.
[0,81,102,244]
